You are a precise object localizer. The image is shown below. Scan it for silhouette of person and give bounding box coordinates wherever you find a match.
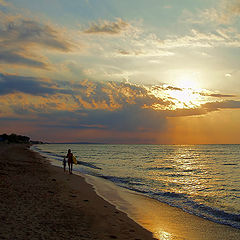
[66,149,73,174]
[63,157,66,172]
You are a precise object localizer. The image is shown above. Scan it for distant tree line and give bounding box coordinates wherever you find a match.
[0,133,30,143]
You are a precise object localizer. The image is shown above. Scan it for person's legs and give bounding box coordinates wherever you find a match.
[68,162,71,173]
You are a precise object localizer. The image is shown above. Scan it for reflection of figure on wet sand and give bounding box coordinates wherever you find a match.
[66,149,73,174]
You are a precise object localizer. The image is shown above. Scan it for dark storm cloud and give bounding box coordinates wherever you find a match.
[0,73,77,97]
[0,73,57,95]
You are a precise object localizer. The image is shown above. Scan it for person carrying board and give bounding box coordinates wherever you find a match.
[66,149,73,174]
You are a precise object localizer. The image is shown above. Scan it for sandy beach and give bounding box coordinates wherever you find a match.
[1,143,240,240]
[0,144,155,240]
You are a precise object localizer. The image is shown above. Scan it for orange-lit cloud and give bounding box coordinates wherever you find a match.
[84,18,130,35]
[1,72,240,134]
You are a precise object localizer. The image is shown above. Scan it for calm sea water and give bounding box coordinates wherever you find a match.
[32,144,240,229]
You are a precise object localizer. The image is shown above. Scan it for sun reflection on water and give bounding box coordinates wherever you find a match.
[155,229,172,240]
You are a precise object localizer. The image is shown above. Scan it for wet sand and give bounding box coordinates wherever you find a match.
[0,144,155,240]
[1,143,240,240]
[86,174,240,240]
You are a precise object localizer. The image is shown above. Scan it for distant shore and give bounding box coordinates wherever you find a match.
[0,144,155,240]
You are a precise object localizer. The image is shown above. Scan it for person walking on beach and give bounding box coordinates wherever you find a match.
[66,149,73,174]
[62,157,66,172]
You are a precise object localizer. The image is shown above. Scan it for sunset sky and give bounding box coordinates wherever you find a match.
[0,0,240,144]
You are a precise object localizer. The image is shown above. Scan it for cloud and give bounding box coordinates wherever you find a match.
[0,20,71,51]
[164,86,183,91]
[1,72,239,136]
[200,92,236,98]
[160,28,240,49]
[0,73,171,132]
[0,0,9,7]
[183,0,240,25]
[216,0,240,24]
[0,73,77,96]
[0,72,168,110]
[0,18,72,68]
[0,49,48,68]
[202,100,240,111]
[0,73,57,95]
[225,73,232,77]
[156,26,240,51]
[84,18,130,35]
[116,48,173,57]
[117,49,144,56]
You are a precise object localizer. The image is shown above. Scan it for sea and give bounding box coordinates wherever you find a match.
[32,144,240,229]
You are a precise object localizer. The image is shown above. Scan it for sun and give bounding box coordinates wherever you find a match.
[166,72,204,109]
[150,71,206,110]
[170,88,201,109]
[175,72,200,90]
[150,84,204,110]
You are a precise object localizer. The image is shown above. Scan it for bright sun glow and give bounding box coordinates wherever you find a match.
[150,82,205,110]
[175,72,200,90]
[170,88,202,109]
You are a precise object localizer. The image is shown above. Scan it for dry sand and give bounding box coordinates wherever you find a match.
[0,144,155,240]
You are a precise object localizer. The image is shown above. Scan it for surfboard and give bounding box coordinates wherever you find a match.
[73,155,77,164]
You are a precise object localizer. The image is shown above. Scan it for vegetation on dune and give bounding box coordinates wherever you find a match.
[0,133,30,143]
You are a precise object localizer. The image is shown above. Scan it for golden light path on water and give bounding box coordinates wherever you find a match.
[155,229,173,240]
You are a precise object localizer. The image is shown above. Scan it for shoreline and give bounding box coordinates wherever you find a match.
[34,144,240,240]
[0,144,155,240]
[1,144,240,240]
[82,173,240,240]
[35,145,240,240]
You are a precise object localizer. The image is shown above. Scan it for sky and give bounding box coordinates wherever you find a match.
[0,0,240,144]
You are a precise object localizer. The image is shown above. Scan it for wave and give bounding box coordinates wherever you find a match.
[77,160,102,170]
[146,167,174,171]
[32,144,240,230]
[222,163,238,166]
[100,175,143,185]
[96,173,240,229]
